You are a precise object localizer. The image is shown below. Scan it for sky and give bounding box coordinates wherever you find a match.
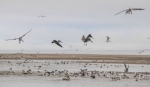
[0,0,150,53]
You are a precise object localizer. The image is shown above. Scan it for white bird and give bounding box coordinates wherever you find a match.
[115,8,144,15]
[5,29,32,44]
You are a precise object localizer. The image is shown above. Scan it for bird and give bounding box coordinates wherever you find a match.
[5,29,32,44]
[82,34,93,46]
[147,37,150,39]
[115,8,144,15]
[139,50,144,54]
[38,15,46,17]
[69,45,72,48]
[52,40,63,48]
[106,36,110,43]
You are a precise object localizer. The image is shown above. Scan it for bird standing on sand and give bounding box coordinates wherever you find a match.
[106,36,110,43]
[52,40,63,48]
[5,29,32,44]
[115,8,144,15]
[82,34,93,46]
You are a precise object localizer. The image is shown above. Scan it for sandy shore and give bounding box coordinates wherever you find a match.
[0,54,150,64]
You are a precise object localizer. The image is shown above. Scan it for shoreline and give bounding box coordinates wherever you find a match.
[0,54,150,64]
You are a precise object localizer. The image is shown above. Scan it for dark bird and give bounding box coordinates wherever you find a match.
[38,15,46,17]
[82,34,93,46]
[115,8,144,15]
[106,36,110,43]
[52,40,63,48]
[124,63,129,72]
[5,29,32,44]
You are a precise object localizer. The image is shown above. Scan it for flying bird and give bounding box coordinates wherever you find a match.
[38,15,46,17]
[115,8,144,15]
[5,29,32,44]
[82,34,93,46]
[52,40,63,48]
[106,36,110,43]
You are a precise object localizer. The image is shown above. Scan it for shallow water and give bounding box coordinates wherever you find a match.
[0,59,150,87]
[0,75,150,87]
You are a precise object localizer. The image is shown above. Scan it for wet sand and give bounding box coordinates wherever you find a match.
[0,54,150,64]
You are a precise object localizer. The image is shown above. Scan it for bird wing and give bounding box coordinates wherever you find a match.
[107,36,110,40]
[82,35,85,42]
[90,39,93,43]
[58,40,62,43]
[115,10,127,15]
[131,8,144,10]
[21,29,32,38]
[5,38,18,41]
[56,42,63,48]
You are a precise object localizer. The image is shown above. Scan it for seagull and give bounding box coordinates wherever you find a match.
[106,36,110,43]
[5,29,32,44]
[82,34,93,46]
[52,40,63,48]
[115,8,144,15]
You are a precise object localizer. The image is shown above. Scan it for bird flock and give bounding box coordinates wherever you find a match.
[1,7,150,82]
[0,59,150,81]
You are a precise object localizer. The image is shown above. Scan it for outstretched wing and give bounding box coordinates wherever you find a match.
[21,29,32,38]
[131,8,144,10]
[58,40,62,43]
[90,39,93,43]
[56,42,63,48]
[115,10,126,15]
[5,38,18,41]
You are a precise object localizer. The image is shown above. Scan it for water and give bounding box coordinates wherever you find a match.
[0,50,150,55]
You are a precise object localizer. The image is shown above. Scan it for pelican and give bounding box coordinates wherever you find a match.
[52,40,63,48]
[82,34,93,46]
[106,36,110,43]
[5,29,32,44]
[115,8,144,15]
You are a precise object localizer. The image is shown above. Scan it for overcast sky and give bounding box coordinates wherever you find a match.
[0,0,150,52]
